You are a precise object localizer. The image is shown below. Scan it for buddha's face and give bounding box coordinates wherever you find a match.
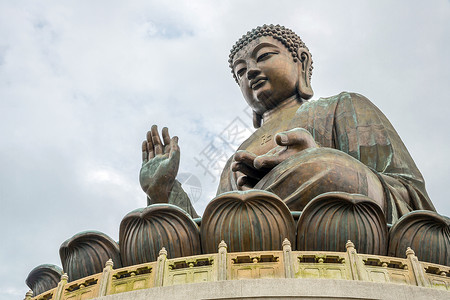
[232,36,300,115]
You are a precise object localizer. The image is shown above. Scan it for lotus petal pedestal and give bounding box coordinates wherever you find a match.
[59,231,122,282]
[388,210,450,265]
[119,204,201,266]
[297,192,388,255]
[25,264,63,296]
[201,190,296,253]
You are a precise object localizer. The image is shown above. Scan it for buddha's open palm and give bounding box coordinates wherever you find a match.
[139,125,180,203]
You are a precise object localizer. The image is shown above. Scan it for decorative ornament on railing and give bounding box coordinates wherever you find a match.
[25,264,63,296]
[119,204,201,266]
[59,231,122,282]
[201,190,296,253]
[297,192,388,254]
[388,210,450,266]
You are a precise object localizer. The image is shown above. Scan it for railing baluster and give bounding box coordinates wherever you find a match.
[218,240,227,281]
[54,273,68,300]
[282,238,294,278]
[155,247,167,287]
[98,258,114,296]
[406,247,430,287]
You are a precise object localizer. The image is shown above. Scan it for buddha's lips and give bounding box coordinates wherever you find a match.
[251,77,267,90]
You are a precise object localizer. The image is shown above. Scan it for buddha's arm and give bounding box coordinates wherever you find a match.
[331,93,435,220]
[147,180,199,218]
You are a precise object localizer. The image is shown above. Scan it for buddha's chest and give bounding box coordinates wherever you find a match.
[238,122,294,156]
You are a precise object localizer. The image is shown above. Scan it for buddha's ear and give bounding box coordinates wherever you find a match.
[296,48,313,100]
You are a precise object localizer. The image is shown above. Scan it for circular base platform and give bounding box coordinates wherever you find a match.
[92,278,449,300]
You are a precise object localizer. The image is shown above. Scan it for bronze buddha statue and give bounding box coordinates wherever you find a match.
[140,24,435,223]
[138,24,447,262]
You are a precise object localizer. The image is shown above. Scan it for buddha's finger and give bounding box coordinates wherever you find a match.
[167,137,180,174]
[146,131,155,159]
[151,125,163,155]
[169,136,180,159]
[234,150,257,166]
[236,175,246,187]
[162,127,171,153]
[142,140,149,164]
[275,128,307,145]
[237,175,258,189]
[254,154,282,170]
[232,161,264,181]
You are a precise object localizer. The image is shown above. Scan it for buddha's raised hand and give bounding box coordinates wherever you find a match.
[139,125,180,203]
[253,128,317,170]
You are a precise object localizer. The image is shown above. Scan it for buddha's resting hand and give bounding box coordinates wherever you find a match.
[139,125,180,203]
[232,128,318,190]
[232,150,270,190]
[254,128,318,170]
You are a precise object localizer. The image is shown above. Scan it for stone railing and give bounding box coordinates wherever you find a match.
[25,240,450,299]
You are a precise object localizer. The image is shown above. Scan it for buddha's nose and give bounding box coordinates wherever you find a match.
[247,67,260,80]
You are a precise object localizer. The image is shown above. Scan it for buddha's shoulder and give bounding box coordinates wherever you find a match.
[298,92,374,112]
[311,91,373,104]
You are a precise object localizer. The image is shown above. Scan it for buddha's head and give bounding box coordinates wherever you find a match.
[229,25,313,128]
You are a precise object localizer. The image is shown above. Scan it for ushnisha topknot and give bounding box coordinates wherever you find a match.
[229,24,313,84]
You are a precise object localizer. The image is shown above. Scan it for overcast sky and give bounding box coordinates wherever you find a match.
[1,0,449,298]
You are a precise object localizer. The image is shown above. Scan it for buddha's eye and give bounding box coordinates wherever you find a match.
[257,51,277,62]
[236,68,247,79]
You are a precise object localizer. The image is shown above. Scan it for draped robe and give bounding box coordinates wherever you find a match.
[217,92,435,224]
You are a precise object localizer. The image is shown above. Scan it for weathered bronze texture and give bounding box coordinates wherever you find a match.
[25,264,63,296]
[59,231,122,282]
[201,190,295,253]
[119,204,201,266]
[297,192,388,255]
[388,210,450,266]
